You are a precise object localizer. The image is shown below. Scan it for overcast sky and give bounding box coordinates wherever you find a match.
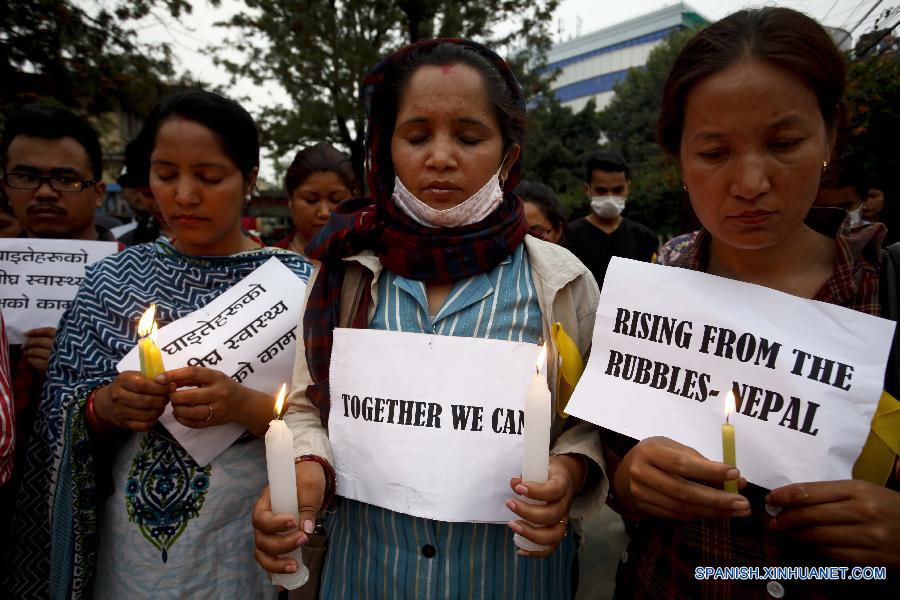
[117,0,892,178]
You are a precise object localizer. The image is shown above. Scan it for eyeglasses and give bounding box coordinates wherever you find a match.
[2,172,95,193]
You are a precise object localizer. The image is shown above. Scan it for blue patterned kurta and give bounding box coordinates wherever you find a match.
[7,240,313,599]
[320,243,577,599]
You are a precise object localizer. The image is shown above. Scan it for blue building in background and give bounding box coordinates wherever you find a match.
[545,3,707,112]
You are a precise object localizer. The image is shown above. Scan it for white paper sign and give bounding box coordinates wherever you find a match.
[0,238,118,343]
[329,328,540,523]
[567,258,895,490]
[117,257,307,465]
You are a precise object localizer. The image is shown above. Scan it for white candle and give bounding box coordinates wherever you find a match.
[265,383,310,589]
[514,344,552,552]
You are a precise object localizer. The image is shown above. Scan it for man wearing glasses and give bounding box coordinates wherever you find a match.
[1,105,109,242]
[0,106,113,557]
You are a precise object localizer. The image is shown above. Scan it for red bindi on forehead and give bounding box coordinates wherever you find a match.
[440,65,453,75]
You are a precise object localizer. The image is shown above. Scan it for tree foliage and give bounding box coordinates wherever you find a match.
[0,0,192,128]
[521,98,603,217]
[214,0,558,185]
[594,28,697,236]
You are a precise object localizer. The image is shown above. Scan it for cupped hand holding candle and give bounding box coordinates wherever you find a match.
[512,345,552,552]
[137,303,166,379]
[265,383,310,590]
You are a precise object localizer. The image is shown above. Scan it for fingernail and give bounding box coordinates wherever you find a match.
[732,509,751,518]
[285,563,297,574]
[515,484,528,495]
[154,374,167,384]
[286,519,297,529]
[303,519,314,534]
[516,550,528,557]
[732,499,749,511]
[725,469,739,480]
[505,499,516,511]
[507,520,523,534]
[296,534,308,547]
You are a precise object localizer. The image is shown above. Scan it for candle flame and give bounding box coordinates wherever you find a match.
[535,344,547,374]
[725,389,736,421]
[273,383,287,419]
[138,303,157,337]
[150,322,158,344]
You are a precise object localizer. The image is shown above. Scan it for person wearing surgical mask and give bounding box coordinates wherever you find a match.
[566,151,658,289]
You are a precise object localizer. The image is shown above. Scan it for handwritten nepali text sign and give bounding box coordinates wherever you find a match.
[567,258,895,489]
[118,257,306,465]
[329,328,541,522]
[0,238,118,344]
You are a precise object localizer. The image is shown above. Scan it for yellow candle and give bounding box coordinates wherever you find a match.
[138,304,166,379]
[722,389,738,493]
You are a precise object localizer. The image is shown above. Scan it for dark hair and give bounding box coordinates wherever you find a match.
[367,41,526,193]
[515,180,567,228]
[117,137,151,188]
[820,162,868,200]
[284,142,361,198]
[137,90,260,179]
[658,7,846,160]
[584,150,630,182]
[1,104,103,179]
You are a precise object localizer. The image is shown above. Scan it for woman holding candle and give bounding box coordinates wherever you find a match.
[251,39,606,598]
[606,8,900,598]
[7,91,314,598]
[274,142,361,260]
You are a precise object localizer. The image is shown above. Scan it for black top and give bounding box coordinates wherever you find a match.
[566,216,658,290]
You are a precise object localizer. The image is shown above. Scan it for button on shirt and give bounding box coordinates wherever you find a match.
[320,243,577,599]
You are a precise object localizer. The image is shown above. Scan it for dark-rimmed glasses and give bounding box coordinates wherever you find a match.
[2,172,95,193]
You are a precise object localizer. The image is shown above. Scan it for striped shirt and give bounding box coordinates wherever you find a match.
[0,311,14,485]
[320,243,577,599]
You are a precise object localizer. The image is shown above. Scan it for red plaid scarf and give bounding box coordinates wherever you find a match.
[303,39,529,424]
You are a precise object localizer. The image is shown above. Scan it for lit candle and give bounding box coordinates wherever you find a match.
[265,383,310,589]
[514,344,552,552]
[137,303,165,379]
[722,388,738,494]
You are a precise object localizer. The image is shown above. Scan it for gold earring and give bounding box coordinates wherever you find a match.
[682,184,688,193]
[822,160,828,172]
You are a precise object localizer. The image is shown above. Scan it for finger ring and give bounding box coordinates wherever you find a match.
[205,404,214,422]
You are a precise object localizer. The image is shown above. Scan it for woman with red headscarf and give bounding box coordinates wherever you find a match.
[252,39,606,598]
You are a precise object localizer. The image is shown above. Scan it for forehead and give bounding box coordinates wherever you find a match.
[297,171,349,191]
[682,59,823,136]
[152,117,234,165]
[590,170,628,187]
[5,135,92,174]
[397,64,496,124]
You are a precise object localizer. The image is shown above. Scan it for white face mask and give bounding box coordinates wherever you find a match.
[847,207,862,228]
[392,167,504,229]
[590,195,626,219]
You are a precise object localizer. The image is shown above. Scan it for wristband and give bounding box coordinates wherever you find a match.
[85,388,111,434]
[294,454,337,508]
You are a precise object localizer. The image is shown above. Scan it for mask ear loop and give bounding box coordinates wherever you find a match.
[498,152,510,189]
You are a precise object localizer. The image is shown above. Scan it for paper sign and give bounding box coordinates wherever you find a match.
[329,328,540,523]
[117,257,307,465]
[567,258,895,489]
[0,238,118,343]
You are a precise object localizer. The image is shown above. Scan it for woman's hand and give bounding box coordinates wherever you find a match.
[253,461,326,575]
[22,327,56,373]
[766,479,900,567]
[160,366,274,435]
[92,371,170,431]
[614,436,749,520]
[506,454,585,557]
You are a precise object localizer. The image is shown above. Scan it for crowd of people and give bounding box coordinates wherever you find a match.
[0,6,897,600]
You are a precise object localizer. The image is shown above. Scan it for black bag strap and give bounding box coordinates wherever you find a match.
[882,241,900,395]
